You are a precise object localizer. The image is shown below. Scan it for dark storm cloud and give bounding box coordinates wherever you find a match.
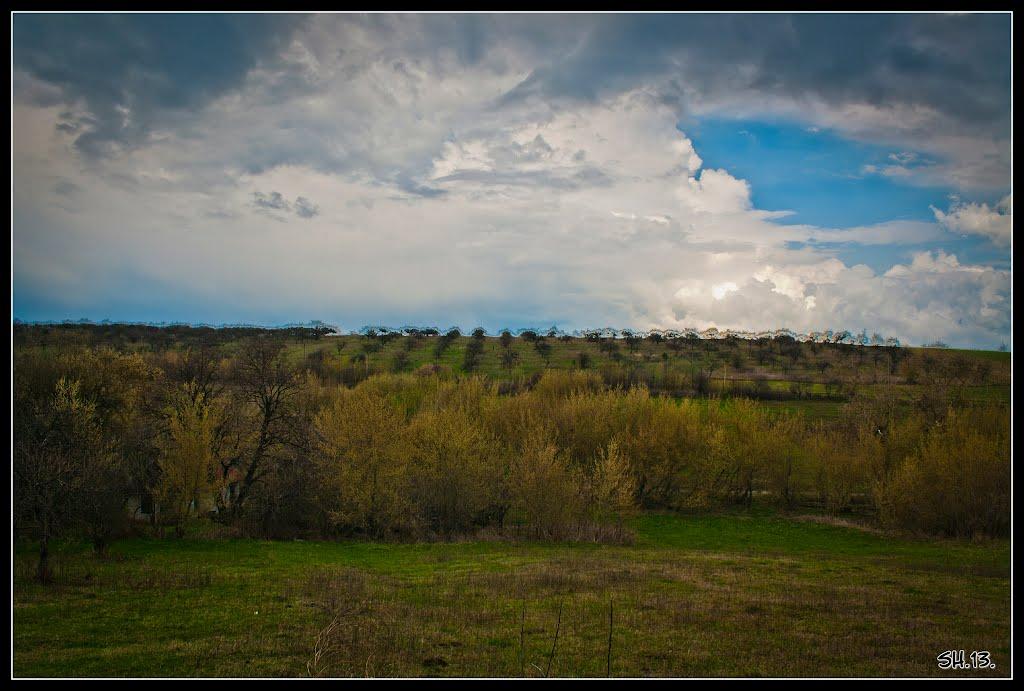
[503,13,1010,133]
[12,13,1010,190]
[11,13,577,164]
[13,13,305,157]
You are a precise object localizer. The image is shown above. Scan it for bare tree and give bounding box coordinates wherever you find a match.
[168,341,223,405]
[218,337,303,520]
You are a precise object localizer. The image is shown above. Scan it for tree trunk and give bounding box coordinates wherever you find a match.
[92,534,108,557]
[37,532,51,584]
[497,505,507,535]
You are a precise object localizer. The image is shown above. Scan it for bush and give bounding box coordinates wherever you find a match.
[406,408,499,537]
[809,428,874,514]
[313,386,411,538]
[875,407,1009,537]
[507,433,580,539]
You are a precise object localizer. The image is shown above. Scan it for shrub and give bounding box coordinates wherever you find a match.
[507,434,580,539]
[808,427,874,514]
[582,441,636,532]
[875,407,1009,537]
[313,386,411,538]
[406,408,499,537]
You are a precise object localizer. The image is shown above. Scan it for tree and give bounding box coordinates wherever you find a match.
[463,338,484,372]
[584,442,636,530]
[508,435,578,539]
[499,330,513,350]
[761,415,807,509]
[433,328,460,359]
[691,368,711,396]
[622,330,641,353]
[165,342,223,405]
[875,406,1009,537]
[500,347,519,372]
[534,339,553,367]
[78,444,132,556]
[218,337,303,520]
[15,347,153,566]
[406,409,498,537]
[156,386,221,536]
[14,379,109,581]
[314,387,409,537]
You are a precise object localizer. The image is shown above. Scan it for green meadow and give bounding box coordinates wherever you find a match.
[14,511,1009,678]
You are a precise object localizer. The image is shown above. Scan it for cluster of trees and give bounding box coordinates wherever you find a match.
[14,336,1009,583]
[308,330,1004,404]
[13,320,335,351]
[14,348,154,580]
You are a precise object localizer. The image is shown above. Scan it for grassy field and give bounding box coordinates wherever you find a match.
[14,511,1009,678]
[308,333,1008,367]
[280,334,1011,396]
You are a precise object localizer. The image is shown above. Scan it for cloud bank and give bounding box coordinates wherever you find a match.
[12,13,1012,348]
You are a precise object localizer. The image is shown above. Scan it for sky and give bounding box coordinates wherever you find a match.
[11,12,1013,348]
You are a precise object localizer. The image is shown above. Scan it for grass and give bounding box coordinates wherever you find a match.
[14,511,1009,678]
[919,347,1010,363]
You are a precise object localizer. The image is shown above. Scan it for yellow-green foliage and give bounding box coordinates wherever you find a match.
[303,371,1009,539]
[507,432,580,538]
[15,347,154,434]
[548,390,619,467]
[583,441,636,525]
[427,375,493,418]
[807,426,875,514]
[613,394,708,508]
[310,372,644,539]
[406,407,500,536]
[704,399,776,505]
[761,414,811,509]
[530,369,605,401]
[15,348,155,562]
[14,346,1012,544]
[875,406,1010,537]
[156,386,221,531]
[313,386,411,537]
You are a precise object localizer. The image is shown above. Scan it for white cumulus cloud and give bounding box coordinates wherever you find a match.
[932,195,1012,246]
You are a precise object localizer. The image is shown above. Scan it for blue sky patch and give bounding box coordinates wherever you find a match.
[685,118,953,229]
